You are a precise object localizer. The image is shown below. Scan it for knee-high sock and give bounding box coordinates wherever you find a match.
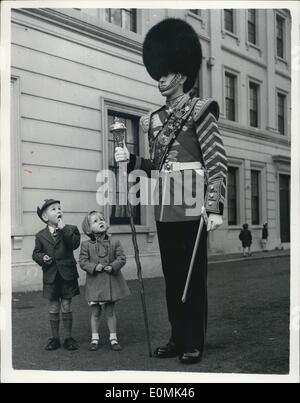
[49,312,60,339]
[62,312,73,339]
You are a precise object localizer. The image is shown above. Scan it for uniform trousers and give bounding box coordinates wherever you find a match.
[156,220,208,353]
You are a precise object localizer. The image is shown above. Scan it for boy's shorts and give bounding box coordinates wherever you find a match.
[43,272,80,301]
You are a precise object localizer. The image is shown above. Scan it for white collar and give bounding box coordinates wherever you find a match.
[48,226,57,234]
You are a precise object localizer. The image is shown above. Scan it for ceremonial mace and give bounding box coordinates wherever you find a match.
[110,118,152,357]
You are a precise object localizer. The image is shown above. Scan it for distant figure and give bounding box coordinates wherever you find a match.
[261,223,269,251]
[239,224,252,257]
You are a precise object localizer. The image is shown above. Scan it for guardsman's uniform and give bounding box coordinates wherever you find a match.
[128,18,227,362]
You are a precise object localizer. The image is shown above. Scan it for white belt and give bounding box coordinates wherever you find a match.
[162,161,202,172]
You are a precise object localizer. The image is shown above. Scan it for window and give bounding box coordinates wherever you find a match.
[228,167,238,225]
[279,174,290,243]
[225,73,236,121]
[276,15,284,58]
[277,93,286,135]
[224,9,234,33]
[248,9,257,45]
[108,111,140,225]
[105,8,137,32]
[251,170,260,225]
[249,82,259,128]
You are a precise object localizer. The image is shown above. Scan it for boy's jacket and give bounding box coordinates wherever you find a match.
[32,224,80,284]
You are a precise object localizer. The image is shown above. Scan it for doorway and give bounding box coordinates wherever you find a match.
[279,174,290,243]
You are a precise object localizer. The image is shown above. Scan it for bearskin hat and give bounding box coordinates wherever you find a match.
[142,18,202,93]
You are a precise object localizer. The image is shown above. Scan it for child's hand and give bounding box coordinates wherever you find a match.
[57,217,65,229]
[43,255,53,265]
[104,265,113,274]
[95,264,104,273]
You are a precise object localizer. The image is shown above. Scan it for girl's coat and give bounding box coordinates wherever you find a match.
[79,235,130,302]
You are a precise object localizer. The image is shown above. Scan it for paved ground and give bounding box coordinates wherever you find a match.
[12,253,290,374]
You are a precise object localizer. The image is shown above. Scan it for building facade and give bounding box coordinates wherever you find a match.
[10,8,291,291]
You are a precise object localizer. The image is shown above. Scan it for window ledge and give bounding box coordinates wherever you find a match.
[228,225,264,230]
[275,56,288,65]
[246,41,262,55]
[109,225,156,235]
[219,119,290,146]
[14,8,143,55]
[222,29,240,45]
[227,225,242,230]
[187,11,205,27]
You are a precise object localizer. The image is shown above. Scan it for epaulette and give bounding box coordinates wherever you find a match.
[192,97,220,122]
[140,114,151,133]
[140,105,164,133]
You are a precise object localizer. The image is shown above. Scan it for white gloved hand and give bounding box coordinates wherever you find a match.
[207,213,223,231]
[115,143,129,163]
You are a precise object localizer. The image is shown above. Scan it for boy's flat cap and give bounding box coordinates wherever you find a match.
[37,199,60,222]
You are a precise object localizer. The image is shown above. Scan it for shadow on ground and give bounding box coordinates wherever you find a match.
[12,256,290,374]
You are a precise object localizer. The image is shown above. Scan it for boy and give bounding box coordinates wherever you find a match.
[32,199,80,351]
[261,223,269,251]
[239,223,252,257]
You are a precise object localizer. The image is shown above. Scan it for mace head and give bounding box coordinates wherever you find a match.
[109,117,126,147]
[109,117,126,133]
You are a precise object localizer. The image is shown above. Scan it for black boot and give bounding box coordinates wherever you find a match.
[154,341,180,358]
[179,349,202,364]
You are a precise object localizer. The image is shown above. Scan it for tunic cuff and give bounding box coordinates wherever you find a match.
[205,178,224,215]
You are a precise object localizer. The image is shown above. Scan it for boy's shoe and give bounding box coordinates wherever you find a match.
[88,340,100,351]
[110,339,122,351]
[63,337,79,351]
[45,337,61,351]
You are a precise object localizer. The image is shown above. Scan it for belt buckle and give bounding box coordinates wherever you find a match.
[163,162,172,172]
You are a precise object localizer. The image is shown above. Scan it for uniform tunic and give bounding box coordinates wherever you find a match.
[129,95,227,221]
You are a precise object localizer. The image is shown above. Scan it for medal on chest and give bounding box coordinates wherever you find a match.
[150,99,192,169]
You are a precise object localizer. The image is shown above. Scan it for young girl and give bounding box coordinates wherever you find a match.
[79,211,130,351]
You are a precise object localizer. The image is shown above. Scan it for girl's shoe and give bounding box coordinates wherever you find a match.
[110,339,122,351]
[88,339,100,351]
